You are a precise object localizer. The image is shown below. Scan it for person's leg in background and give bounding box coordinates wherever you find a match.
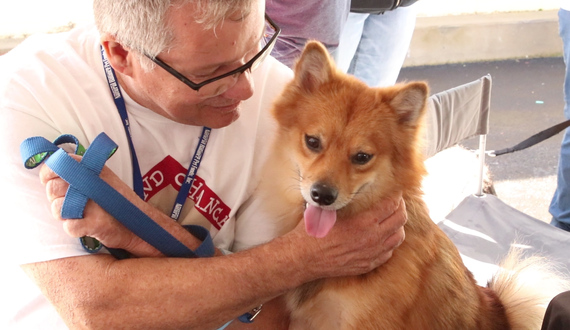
[337,6,417,87]
[334,12,368,72]
[549,8,570,232]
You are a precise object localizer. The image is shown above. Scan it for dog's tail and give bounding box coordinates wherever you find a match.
[488,246,570,329]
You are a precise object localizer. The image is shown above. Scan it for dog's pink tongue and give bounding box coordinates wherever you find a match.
[304,204,337,238]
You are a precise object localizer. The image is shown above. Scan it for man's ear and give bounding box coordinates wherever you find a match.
[100,33,134,76]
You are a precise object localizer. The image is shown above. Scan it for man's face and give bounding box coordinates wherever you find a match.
[127,1,265,128]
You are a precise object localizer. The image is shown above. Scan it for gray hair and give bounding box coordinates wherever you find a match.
[93,0,254,71]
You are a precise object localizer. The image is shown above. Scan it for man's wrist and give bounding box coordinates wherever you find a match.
[273,230,324,283]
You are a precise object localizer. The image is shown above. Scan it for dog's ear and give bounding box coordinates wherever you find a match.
[390,82,429,126]
[293,41,334,92]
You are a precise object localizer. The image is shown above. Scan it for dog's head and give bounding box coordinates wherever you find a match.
[272,41,428,237]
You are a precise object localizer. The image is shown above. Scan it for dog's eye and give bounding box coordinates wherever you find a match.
[305,135,322,152]
[352,152,372,165]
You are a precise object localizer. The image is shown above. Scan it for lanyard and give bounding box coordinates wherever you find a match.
[100,46,211,221]
[170,126,210,220]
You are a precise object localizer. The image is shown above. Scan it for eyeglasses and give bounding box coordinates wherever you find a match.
[145,14,281,97]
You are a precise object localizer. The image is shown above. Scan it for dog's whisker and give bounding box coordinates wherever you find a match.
[285,184,301,193]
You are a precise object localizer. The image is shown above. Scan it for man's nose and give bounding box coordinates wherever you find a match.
[222,70,254,101]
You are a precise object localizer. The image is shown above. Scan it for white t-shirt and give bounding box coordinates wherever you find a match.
[0,24,292,328]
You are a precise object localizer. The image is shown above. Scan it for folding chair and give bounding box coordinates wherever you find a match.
[421,74,570,285]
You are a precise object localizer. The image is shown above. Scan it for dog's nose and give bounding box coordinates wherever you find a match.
[310,183,338,206]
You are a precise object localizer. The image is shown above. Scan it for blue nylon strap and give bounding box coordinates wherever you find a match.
[61,134,115,219]
[20,137,60,169]
[52,134,85,155]
[46,148,202,258]
[182,225,216,258]
[19,133,215,259]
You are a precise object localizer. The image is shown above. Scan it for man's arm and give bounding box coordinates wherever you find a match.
[22,214,404,329]
[28,158,406,329]
[21,234,307,329]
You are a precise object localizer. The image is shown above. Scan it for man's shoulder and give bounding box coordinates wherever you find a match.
[0,24,101,80]
[0,24,106,112]
[257,55,294,84]
[0,24,124,154]
[252,56,293,103]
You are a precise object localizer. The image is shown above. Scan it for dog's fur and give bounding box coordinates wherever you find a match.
[259,41,570,329]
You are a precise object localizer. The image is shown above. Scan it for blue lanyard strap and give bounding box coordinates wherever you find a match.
[101,46,145,199]
[171,126,211,220]
[20,133,215,258]
[100,46,210,221]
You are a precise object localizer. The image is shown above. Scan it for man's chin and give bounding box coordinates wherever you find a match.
[170,102,242,127]
[203,106,241,128]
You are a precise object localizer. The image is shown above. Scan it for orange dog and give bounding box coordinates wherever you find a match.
[260,41,569,329]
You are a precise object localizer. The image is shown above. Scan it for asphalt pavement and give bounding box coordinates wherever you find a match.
[398,57,566,222]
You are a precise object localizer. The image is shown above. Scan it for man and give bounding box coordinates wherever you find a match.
[0,0,406,328]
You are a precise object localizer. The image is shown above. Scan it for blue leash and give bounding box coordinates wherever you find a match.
[20,132,259,326]
[20,132,215,259]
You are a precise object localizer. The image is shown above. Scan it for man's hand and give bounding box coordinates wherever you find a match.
[39,154,199,257]
[286,193,407,279]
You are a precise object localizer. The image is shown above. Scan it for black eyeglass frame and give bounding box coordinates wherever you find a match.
[145,14,281,92]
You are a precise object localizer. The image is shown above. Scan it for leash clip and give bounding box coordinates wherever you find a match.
[238,304,263,323]
[247,304,263,322]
